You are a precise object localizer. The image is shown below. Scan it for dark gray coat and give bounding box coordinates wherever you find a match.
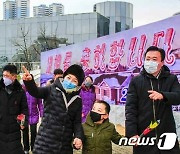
[24,78,84,154]
[125,65,180,154]
[0,79,28,154]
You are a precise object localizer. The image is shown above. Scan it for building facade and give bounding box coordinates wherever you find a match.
[0,1,133,65]
[3,0,16,19]
[16,0,30,18]
[0,12,109,61]
[3,0,30,19]
[94,1,133,34]
[49,3,64,16]
[33,3,64,17]
[33,5,49,17]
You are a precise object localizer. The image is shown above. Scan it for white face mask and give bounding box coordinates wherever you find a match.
[3,77,13,86]
[144,60,159,74]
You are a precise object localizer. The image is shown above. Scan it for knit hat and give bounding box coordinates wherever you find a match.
[63,64,85,86]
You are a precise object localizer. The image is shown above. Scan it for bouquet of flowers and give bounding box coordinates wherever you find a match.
[140,120,160,137]
[17,114,25,126]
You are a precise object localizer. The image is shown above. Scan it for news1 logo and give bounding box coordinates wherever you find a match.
[157,133,177,150]
[119,133,177,150]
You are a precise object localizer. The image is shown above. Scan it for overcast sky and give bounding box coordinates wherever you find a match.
[0,0,180,27]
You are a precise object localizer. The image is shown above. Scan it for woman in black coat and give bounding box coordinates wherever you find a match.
[23,64,85,154]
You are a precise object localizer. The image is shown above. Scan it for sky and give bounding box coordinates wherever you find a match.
[0,0,180,28]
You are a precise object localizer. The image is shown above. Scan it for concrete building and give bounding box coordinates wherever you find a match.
[0,1,133,64]
[94,1,133,34]
[16,0,30,18]
[49,3,64,16]
[33,3,64,17]
[33,4,49,17]
[3,0,30,19]
[0,12,109,61]
[3,0,16,19]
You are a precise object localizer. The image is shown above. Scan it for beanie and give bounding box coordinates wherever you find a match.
[63,64,85,86]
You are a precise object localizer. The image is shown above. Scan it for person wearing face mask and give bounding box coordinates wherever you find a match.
[125,46,180,154]
[82,100,122,154]
[0,64,28,154]
[46,68,63,86]
[80,76,96,122]
[22,64,85,154]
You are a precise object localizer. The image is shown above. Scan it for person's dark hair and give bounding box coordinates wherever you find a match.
[95,100,111,114]
[145,46,165,61]
[3,64,17,74]
[53,69,63,75]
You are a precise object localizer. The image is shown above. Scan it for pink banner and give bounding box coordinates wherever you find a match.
[41,15,180,109]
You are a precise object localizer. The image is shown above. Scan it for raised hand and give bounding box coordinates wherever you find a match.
[22,66,32,81]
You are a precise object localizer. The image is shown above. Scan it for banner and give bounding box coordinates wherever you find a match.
[41,15,180,106]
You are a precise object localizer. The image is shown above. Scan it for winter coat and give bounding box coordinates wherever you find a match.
[80,85,96,122]
[24,78,84,154]
[125,65,180,154]
[25,91,43,124]
[82,114,122,154]
[0,79,28,154]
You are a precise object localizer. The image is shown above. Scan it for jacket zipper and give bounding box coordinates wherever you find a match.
[150,79,158,144]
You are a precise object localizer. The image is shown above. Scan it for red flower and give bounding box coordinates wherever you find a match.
[17,114,25,121]
[143,127,151,135]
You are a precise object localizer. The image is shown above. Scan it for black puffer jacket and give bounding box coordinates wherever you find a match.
[24,78,84,154]
[125,65,180,154]
[0,79,28,154]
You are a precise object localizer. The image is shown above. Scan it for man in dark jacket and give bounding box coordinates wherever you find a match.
[0,64,28,154]
[22,64,85,154]
[46,68,63,86]
[125,46,180,154]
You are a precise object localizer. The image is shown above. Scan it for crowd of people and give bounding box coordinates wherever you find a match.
[0,46,180,154]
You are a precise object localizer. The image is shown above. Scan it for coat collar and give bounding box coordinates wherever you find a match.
[141,65,170,79]
[0,78,22,91]
[85,113,110,129]
[81,85,94,92]
[53,78,80,95]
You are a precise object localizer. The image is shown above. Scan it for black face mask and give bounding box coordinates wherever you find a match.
[90,111,106,122]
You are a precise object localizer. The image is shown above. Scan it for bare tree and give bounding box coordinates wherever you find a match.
[12,25,32,70]
[28,22,69,58]
[12,23,70,70]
